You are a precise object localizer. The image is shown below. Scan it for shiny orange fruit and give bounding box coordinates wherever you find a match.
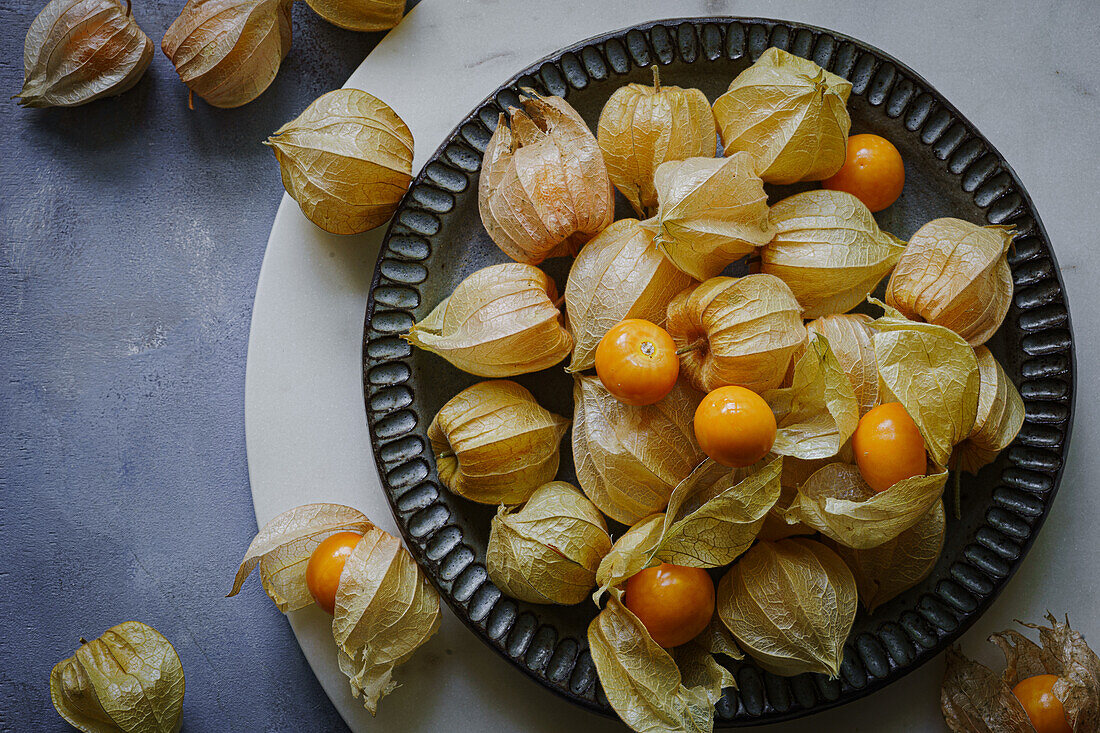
[623,563,715,648]
[822,133,905,212]
[305,531,363,615]
[851,402,927,492]
[1012,675,1072,733]
[595,319,679,406]
[693,386,777,468]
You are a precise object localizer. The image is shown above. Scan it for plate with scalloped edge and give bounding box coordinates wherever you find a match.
[362,17,1076,725]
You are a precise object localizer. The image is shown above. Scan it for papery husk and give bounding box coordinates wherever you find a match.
[162,0,293,109]
[666,274,806,394]
[717,538,857,677]
[588,596,728,733]
[941,647,1035,732]
[807,313,880,416]
[830,500,945,611]
[266,88,413,235]
[479,92,614,264]
[953,346,1025,474]
[404,263,573,377]
[886,218,1015,346]
[572,375,704,525]
[597,66,719,216]
[762,190,906,317]
[229,503,375,612]
[871,304,981,466]
[18,0,153,108]
[50,621,184,733]
[333,526,441,716]
[712,48,852,185]
[305,0,403,31]
[786,462,948,549]
[762,332,860,460]
[428,380,569,505]
[757,455,837,541]
[486,482,611,605]
[594,514,665,602]
[565,219,695,371]
[647,153,774,280]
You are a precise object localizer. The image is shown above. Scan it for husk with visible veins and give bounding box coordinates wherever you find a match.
[594,514,665,601]
[479,92,614,264]
[712,48,852,185]
[573,375,705,525]
[597,66,718,216]
[428,380,569,505]
[647,153,774,280]
[266,88,413,235]
[161,0,293,109]
[786,462,948,549]
[404,263,573,377]
[666,274,806,394]
[952,346,1025,474]
[565,219,695,371]
[762,190,906,317]
[333,526,441,716]
[717,538,857,677]
[18,0,153,108]
[305,0,403,31]
[886,218,1015,346]
[229,503,375,612]
[486,482,611,605]
[50,622,184,733]
[830,500,945,611]
[807,313,879,415]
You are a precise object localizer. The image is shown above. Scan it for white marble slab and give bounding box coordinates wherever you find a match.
[244,0,1100,730]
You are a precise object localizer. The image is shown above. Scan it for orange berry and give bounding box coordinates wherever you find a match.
[595,319,679,406]
[1012,675,1073,733]
[623,563,715,648]
[693,386,777,468]
[822,133,905,212]
[305,531,363,615]
[851,402,926,492]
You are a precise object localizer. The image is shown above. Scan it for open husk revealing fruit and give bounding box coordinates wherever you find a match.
[596,66,718,216]
[807,313,879,416]
[762,189,906,317]
[712,48,852,185]
[479,92,614,264]
[404,263,572,377]
[428,380,569,505]
[572,375,704,525]
[266,89,413,235]
[486,482,611,605]
[886,218,1015,346]
[594,514,665,599]
[305,0,403,31]
[952,346,1025,474]
[564,219,695,372]
[646,152,774,280]
[666,274,806,394]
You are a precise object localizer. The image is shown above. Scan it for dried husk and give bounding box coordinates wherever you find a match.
[717,538,857,677]
[266,88,413,235]
[428,380,569,505]
[830,500,945,611]
[404,263,573,377]
[647,153,774,280]
[564,219,695,372]
[229,502,375,612]
[594,513,665,601]
[50,621,184,733]
[333,526,441,716]
[762,190,906,317]
[886,218,1015,346]
[305,0,403,31]
[161,0,293,109]
[712,48,852,185]
[807,313,880,415]
[573,375,705,525]
[479,92,614,264]
[786,462,948,549]
[588,596,728,733]
[597,66,719,216]
[666,275,806,394]
[486,482,612,605]
[942,614,1100,732]
[18,0,153,108]
[872,304,981,466]
[953,346,1025,474]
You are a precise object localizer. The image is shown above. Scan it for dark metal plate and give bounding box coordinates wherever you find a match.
[363,17,1075,724]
